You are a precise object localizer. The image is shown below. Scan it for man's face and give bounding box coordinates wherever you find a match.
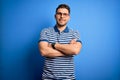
[55,8,70,27]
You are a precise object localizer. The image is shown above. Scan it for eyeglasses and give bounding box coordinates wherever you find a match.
[56,12,69,17]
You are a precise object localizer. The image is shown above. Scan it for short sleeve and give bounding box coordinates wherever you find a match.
[73,31,82,44]
[38,28,49,43]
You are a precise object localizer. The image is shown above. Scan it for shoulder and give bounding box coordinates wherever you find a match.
[68,28,79,34]
[41,27,54,33]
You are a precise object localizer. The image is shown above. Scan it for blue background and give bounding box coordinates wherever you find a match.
[1,0,120,80]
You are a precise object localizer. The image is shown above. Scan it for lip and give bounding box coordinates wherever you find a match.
[59,19,65,21]
[59,20,65,23]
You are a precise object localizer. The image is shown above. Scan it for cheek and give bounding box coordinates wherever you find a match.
[55,16,59,20]
[67,17,70,20]
[66,18,70,21]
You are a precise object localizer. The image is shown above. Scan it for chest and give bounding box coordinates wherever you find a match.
[46,32,73,44]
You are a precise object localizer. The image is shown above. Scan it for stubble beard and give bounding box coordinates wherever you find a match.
[57,22,67,28]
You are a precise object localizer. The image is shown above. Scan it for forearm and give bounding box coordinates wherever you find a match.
[55,42,82,55]
[40,47,65,58]
[39,42,65,58]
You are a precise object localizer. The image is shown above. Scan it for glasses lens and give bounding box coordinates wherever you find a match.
[56,12,69,17]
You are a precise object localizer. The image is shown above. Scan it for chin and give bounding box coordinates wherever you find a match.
[57,23,67,27]
[58,24,66,27]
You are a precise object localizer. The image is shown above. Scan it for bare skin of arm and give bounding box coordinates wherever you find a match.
[39,39,82,58]
[55,39,82,55]
[38,41,65,58]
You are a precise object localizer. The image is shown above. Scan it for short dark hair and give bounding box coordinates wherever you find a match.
[56,4,70,14]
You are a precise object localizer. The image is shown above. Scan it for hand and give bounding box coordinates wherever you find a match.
[70,39,77,44]
[48,43,52,48]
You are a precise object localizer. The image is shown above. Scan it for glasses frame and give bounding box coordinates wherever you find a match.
[56,12,70,17]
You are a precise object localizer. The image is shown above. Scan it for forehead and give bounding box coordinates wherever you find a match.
[57,8,69,13]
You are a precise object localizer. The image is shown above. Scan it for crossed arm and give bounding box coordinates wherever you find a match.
[38,39,82,58]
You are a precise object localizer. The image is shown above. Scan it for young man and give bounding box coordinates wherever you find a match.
[38,4,82,80]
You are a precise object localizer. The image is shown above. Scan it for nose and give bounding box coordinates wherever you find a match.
[60,14,64,18]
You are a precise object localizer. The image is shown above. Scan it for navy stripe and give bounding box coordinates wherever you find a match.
[38,39,49,42]
[76,40,82,44]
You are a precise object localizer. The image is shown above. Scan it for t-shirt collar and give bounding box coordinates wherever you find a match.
[54,25,69,33]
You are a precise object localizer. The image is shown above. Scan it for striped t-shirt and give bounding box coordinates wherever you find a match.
[39,26,81,80]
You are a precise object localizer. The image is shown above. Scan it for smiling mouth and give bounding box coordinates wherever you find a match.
[59,19,65,21]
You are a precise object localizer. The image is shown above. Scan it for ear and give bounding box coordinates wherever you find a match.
[54,14,56,19]
[68,15,70,21]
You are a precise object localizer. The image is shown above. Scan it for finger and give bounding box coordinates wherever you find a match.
[70,39,77,44]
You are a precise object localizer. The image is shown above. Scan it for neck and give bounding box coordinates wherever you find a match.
[56,24,66,32]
